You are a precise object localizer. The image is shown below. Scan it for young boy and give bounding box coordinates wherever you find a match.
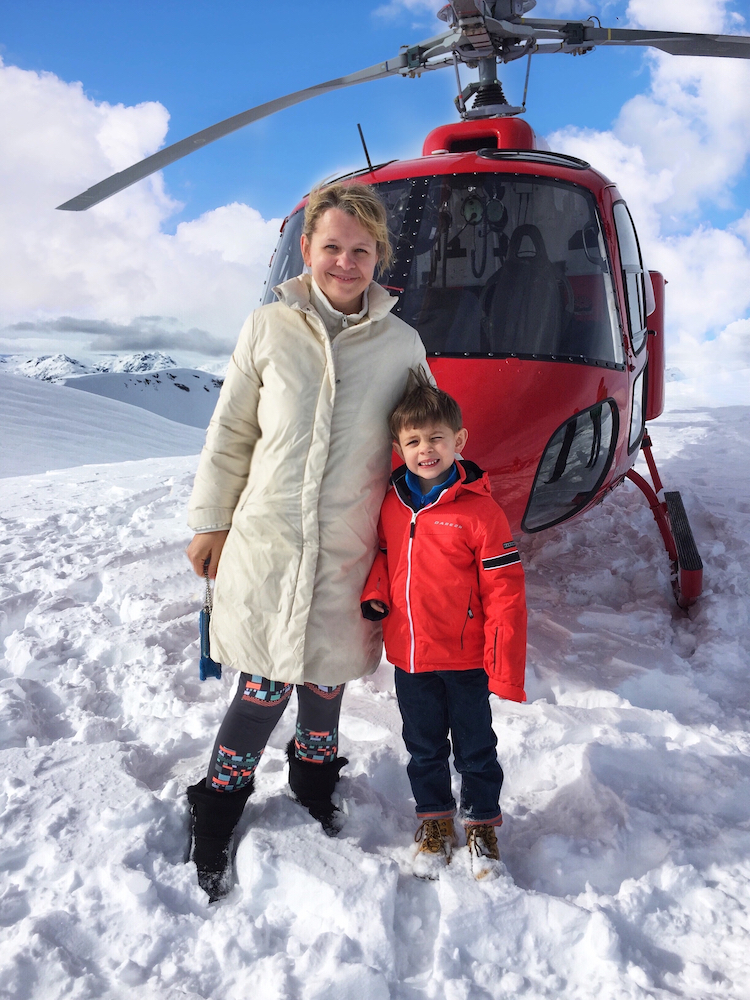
[361,368,526,880]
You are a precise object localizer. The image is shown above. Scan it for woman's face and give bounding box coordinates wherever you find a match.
[301,207,379,314]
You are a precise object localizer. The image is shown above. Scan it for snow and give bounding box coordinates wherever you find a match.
[0,351,177,381]
[0,373,204,477]
[60,368,223,429]
[1,353,221,429]
[107,352,178,373]
[0,387,749,1000]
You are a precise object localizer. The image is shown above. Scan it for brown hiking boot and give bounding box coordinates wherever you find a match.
[466,824,500,881]
[412,818,458,880]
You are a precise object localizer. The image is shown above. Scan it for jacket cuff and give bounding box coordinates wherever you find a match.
[188,507,235,532]
[361,601,389,621]
[487,678,526,703]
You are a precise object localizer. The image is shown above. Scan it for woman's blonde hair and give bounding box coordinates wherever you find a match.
[303,182,394,272]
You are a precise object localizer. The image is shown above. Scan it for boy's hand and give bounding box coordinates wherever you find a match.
[368,600,387,614]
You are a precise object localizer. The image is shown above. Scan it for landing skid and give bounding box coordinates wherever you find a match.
[625,432,703,608]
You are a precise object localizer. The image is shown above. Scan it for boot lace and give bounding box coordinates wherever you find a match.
[466,824,499,859]
[415,818,453,854]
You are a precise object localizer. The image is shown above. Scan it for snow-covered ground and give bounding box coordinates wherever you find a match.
[0,388,749,1000]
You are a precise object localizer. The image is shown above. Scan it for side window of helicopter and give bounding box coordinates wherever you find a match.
[612,201,648,354]
[522,399,619,533]
[262,210,305,305]
[391,173,623,368]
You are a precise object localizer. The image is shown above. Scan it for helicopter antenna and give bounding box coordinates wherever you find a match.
[357,123,374,174]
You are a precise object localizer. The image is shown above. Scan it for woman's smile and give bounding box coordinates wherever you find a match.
[301,207,378,314]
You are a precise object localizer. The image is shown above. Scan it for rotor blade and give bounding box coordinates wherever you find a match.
[55,47,445,211]
[520,19,750,59]
[586,26,750,59]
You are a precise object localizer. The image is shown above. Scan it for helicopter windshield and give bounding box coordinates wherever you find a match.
[262,174,622,369]
[390,174,623,367]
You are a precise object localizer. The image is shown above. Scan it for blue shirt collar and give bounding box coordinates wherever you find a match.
[404,463,459,510]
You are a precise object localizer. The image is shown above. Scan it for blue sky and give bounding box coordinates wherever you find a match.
[4,0,740,227]
[1,0,750,391]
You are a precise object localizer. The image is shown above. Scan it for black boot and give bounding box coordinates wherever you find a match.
[286,740,348,836]
[186,778,253,902]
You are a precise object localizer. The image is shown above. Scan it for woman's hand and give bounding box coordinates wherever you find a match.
[368,600,387,614]
[186,530,230,579]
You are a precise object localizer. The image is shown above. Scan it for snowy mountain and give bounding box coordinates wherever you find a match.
[61,367,223,429]
[0,388,748,999]
[0,352,224,427]
[0,352,102,381]
[0,372,204,477]
[107,351,178,373]
[0,351,179,380]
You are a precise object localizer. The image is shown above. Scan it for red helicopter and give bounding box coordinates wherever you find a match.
[57,1,750,608]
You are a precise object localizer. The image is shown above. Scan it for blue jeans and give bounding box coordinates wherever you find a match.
[394,667,504,826]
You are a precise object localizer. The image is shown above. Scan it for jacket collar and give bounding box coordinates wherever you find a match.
[392,459,491,509]
[273,273,398,323]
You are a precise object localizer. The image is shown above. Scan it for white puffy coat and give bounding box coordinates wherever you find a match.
[188,274,427,686]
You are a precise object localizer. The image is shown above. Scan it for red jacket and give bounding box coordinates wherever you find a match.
[361,461,526,702]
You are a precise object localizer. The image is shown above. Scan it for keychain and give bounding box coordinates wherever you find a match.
[199,561,222,681]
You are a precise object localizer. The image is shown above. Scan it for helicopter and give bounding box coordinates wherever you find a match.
[56,0,750,608]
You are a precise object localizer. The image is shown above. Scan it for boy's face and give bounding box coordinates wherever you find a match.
[394,422,469,491]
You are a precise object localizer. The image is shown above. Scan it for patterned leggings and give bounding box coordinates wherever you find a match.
[205,673,345,793]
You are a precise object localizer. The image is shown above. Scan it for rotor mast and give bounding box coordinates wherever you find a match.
[441,1,534,119]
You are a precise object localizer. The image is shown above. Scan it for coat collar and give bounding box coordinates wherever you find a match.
[391,459,491,509]
[274,273,398,323]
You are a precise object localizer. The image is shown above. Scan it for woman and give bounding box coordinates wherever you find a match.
[185,182,427,901]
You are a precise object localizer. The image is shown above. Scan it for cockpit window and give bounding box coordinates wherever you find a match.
[388,174,623,367]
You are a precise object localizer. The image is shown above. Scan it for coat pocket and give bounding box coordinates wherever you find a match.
[489,625,505,678]
[460,588,474,650]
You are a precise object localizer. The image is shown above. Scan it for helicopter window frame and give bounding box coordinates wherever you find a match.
[261,209,305,304]
[612,200,648,356]
[628,365,647,454]
[521,398,620,534]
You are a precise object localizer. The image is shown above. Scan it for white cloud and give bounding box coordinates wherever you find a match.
[0,59,281,360]
[548,0,750,385]
[626,0,745,32]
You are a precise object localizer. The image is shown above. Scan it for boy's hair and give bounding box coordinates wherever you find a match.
[303,182,394,271]
[389,367,463,439]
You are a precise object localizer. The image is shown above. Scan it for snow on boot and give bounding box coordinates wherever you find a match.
[412,818,458,880]
[285,740,348,836]
[466,823,500,881]
[186,778,253,902]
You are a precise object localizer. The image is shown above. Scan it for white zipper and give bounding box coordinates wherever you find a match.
[404,509,418,673]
